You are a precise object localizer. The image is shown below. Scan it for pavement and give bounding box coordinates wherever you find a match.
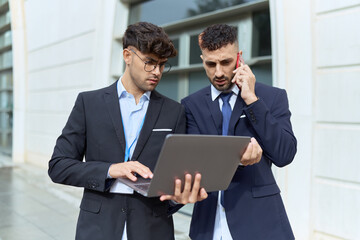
[0,156,192,240]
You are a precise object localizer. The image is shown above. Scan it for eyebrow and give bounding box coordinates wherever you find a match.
[205,58,233,64]
[205,60,216,64]
[144,56,167,64]
[220,58,233,63]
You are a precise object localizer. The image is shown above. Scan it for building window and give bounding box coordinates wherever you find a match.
[0,0,12,155]
[252,10,271,57]
[129,0,259,25]
[189,34,202,65]
[156,73,179,100]
[138,1,272,102]
[167,38,180,67]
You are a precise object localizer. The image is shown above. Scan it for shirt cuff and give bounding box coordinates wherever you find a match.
[107,165,113,179]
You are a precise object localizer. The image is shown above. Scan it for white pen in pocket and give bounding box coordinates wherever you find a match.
[152,129,172,132]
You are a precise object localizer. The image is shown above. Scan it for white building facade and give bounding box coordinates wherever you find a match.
[7,0,360,239]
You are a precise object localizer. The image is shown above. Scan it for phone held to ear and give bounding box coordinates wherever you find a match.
[236,52,245,69]
[236,52,240,69]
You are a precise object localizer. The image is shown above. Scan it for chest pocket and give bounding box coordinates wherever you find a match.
[252,183,280,198]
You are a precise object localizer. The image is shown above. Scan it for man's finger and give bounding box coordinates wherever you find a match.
[174,178,182,197]
[129,162,153,179]
[159,194,173,201]
[249,138,262,164]
[241,142,253,164]
[189,174,202,203]
[199,188,208,200]
[242,64,253,74]
[125,172,137,181]
[181,174,192,201]
[160,178,182,202]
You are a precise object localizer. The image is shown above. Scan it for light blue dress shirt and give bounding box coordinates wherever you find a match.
[110,78,151,194]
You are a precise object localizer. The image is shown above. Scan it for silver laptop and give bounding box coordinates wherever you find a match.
[118,134,250,197]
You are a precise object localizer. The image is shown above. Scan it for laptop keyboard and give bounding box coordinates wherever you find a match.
[134,183,150,192]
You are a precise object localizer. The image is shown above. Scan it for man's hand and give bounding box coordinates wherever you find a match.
[159,173,208,204]
[232,61,258,105]
[108,161,153,181]
[240,137,263,166]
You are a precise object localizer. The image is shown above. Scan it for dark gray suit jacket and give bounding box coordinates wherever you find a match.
[49,81,186,240]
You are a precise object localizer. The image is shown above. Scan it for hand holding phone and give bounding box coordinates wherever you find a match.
[232,51,258,105]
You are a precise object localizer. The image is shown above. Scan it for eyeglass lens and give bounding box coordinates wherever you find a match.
[144,63,171,73]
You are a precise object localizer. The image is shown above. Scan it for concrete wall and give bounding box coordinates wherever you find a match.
[312,1,360,239]
[16,0,117,167]
[273,0,360,239]
[270,0,313,238]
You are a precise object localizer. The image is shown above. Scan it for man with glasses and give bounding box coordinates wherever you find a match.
[49,22,207,240]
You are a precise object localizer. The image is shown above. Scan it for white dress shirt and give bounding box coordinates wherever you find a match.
[211,84,239,240]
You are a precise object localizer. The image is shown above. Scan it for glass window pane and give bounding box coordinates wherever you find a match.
[4,30,11,46]
[0,112,12,130]
[0,71,12,88]
[189,71,208,95]
[0,91,12,109]
[0,131,12,149]
[0,31,11,48]
[3,50,12,68]
[167,38,179,67]
[129,0,258,25]
[189,35,202,65]
[252,10,271,57]
[156,73,179,101]
[0,50,12,69]
[252,63,272,86]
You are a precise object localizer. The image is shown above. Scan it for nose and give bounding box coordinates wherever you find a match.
[215,64,224,78]
[151,65,162,75]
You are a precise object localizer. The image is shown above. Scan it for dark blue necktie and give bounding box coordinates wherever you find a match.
[220,92,232,207]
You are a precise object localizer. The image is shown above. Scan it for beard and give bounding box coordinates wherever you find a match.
[210,74,235,92]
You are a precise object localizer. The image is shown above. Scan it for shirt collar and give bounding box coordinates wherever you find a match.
[211,84,239,101]
[117,77,151,100]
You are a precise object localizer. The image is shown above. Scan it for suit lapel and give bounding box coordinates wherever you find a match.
[104,81,126,155]
[228,94,245,135]
[132,91,164,160]
[205,89,222,135]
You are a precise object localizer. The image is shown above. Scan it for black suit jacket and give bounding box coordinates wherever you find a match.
[49,81,186,240]
[181,83,297,240]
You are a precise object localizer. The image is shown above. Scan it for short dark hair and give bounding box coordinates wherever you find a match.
[123,22,177,59]
[199,24,238,51]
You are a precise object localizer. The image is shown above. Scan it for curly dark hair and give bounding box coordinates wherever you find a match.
[199,24,238,51]
[123,22,177,59]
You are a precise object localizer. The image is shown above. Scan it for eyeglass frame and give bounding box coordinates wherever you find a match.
[128,49,172,74]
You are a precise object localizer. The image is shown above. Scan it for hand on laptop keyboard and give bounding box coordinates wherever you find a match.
[108,161,153,181]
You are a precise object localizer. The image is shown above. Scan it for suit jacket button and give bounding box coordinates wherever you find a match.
[87,179,99,189]
[121,208,127,213]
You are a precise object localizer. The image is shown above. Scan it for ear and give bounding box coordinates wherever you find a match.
[123,49,132,65]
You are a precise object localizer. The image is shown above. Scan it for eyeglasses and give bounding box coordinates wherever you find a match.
[129,49,172,74]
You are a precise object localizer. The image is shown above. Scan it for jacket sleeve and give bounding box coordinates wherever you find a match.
[243,89,297,167]
[48,93,113,192]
